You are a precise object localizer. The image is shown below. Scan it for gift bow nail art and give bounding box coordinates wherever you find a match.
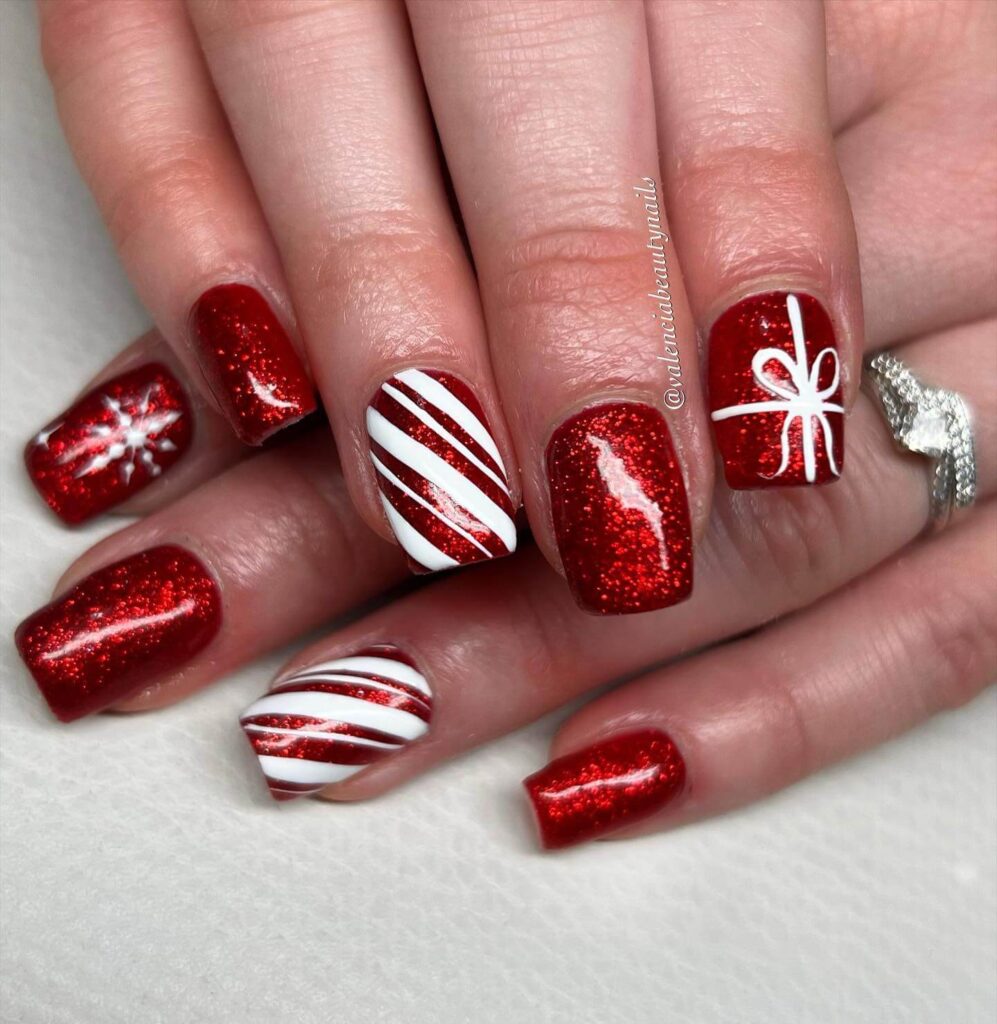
[240,647,432,801]
[711,293,843,483]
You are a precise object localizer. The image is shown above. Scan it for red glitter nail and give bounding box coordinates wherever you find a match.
[25,363,191,525]
[709,291,844,488]
[15,545,222,722]
[546,402,692,615]
[189,283,315,446]
[524,730,686,850]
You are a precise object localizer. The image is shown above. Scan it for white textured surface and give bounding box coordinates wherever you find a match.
[1,3,995,1022]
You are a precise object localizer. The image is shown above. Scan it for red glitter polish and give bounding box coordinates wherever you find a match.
[15,545,221,722]
[709,291,844,488]
[25,363,191,525]
[546,402,692,615]
[189,283,315,446]
[524,730,685,850]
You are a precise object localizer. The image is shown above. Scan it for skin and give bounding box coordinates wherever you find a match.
[23,1,997,838]
[35,0,862,575]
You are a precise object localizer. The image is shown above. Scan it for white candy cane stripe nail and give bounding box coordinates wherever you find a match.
[239,647,432,802]
[367,369,517,572]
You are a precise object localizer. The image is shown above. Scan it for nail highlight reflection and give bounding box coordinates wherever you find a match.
[14,545,222,722]
[523,729,686,850]
[189,283,315,445]
[546,402,692,614]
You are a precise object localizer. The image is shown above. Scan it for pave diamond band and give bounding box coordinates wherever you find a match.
[865,352,977,530]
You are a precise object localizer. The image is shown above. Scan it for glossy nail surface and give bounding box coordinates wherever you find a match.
[709,291,844,488]
[189,283,315,445]
[15,545,221,722]
[240,646,432,801]
[524,730,685,850]
[546,402,692,615]
[366,369,517,574]
[25,363,191,524]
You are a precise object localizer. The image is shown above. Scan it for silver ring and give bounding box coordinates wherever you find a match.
[865,352,977,531]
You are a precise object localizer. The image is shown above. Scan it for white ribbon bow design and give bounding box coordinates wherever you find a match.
[711,294,843,483]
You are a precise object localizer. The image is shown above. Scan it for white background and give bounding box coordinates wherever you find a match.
[1,2,995,1021]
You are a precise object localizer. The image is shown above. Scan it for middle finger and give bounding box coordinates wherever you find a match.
[408,0,711,615]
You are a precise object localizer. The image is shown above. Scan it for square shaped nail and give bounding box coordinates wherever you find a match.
[524,729,686,849]
[189,283,315,445]
[25,363,191,524]
[546,401,692,615]
[15,545,221,722]
[366,368,517,573]
[239,646,432,801]
[709,291,844,488]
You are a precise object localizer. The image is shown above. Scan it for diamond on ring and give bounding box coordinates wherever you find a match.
[865,352,977,530]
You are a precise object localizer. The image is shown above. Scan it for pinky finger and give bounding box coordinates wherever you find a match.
[525,507,997,850]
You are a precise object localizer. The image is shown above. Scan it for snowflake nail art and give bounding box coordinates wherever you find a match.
[25,363,192,523]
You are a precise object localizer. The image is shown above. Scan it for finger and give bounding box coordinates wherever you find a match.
[406,0,710,614]
[38,0,315,444]
[645,0,860,490]
[232,318,994,801]
[830,14,997,347]
[185,0,520,574]
[14,432,408,722]
[525,507,996,848]
[23,329,248,523]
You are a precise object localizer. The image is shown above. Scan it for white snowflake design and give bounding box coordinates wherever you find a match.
[38,384,183,485]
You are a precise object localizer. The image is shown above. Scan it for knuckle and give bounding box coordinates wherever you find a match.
[41,0,164,92]
[195,0,370,62]
[39,0,107,82]
[670,139,836,277]
[307,209,459,304]
[916,574,997,712]
[301,209,467,360]
[498,221,650,316]
[729,486,852,606]
[762,674,818,786]
[673,135,830,207]
[104,140,221,253]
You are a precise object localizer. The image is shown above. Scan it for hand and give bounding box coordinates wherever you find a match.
[33,0,867,617]
[15,0,995,848]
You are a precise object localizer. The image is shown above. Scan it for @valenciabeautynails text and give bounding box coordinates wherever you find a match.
[634,177,685,410]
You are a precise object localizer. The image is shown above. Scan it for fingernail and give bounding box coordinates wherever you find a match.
[15,545,221,722]
[523,729,686,850]
[189,283,315,446]
[708,291,844,488]
[239,646,432,801]
[546,401,692,615]
[24,363,191,524]
[366,369,517,573]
